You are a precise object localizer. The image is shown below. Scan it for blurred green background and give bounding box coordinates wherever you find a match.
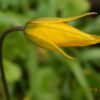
[0,0,100,100]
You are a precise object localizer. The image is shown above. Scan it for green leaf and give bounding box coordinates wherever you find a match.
[67,61,93,100]
[3,60,22,83]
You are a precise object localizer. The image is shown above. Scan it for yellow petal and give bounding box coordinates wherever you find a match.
[25,22,96,47]
[26,33,74,60]
[59,34,100,47]
[30,12,97,23]
[91,35,100,41]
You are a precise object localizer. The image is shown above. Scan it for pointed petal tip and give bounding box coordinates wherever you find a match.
[64,54,75,60]
[90,12,98,15]
[69,57,75,60]
[28,12,98,24]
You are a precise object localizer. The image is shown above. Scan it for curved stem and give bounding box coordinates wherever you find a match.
[0,26,24,100]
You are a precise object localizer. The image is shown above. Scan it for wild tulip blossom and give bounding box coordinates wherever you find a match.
[24,12,100,60]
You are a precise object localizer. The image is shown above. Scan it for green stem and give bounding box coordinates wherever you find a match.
[0,26,24,100]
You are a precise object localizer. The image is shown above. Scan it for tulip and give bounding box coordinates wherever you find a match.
[24,12,100,60]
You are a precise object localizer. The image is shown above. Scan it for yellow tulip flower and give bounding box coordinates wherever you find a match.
[24,12,100,60]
